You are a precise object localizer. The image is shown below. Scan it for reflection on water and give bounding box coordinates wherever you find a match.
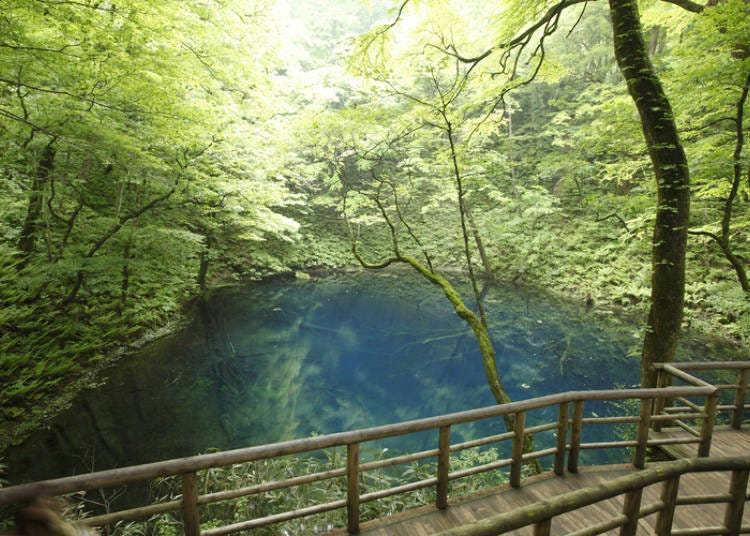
[6,271,648,484]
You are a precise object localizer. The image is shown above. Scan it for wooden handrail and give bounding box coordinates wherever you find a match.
[0,386,715,506]
[1,362,744,536]
[660,361,750,371]
[434,456,750,536]
[656,361,750,430]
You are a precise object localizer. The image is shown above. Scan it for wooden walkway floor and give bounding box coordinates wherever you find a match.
[330,428,750,536]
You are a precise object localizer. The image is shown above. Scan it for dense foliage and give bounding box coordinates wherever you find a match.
[1,0,748,451]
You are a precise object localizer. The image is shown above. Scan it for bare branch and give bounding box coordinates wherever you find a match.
[385,0,411,33]
[501,0,590,52]
[595,212,631,233]
[351,241,398,270]
[658,0,705,13]
[688,229,721,241]
[567,1,590,37]
[0,108,58,138]
[181,42,218,79]
[435,44,494,65]
[0,42,82,57]
[356,0,411,54]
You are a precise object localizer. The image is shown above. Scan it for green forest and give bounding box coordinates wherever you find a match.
[1,0,748,454]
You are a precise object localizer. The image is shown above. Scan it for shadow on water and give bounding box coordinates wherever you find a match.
[4,270,743,491]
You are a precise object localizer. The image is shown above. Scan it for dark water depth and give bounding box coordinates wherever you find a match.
[4,271,695,485]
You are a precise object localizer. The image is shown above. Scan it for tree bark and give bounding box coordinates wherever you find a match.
[608,0,691,388]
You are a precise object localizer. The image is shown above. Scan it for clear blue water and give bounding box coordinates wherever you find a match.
[5,271,651,484]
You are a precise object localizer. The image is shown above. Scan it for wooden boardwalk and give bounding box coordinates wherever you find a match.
[334,428,750,535]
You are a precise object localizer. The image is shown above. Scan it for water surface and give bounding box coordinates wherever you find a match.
[6,271,646,484]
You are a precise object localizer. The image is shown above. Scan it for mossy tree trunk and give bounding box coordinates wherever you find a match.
[608,0,691,388]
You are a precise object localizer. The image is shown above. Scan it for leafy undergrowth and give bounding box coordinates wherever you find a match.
[0,301,182,452]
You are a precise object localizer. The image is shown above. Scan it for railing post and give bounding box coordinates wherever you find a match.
[634,397,653,469]
[554,402,569,476]
[181,472,200,536]
[731,368,749,430]
[620,488,643,536]
[568,400,584,474]
[698,393,719,457]
[654,367,668,432]
[347,443,360,534]
[511,411,526,488]
[655,476,680,536]
[534,519,552,536]
[723,468,749,534]
[437,426,451,509]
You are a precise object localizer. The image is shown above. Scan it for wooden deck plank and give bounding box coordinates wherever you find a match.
[325,429,750,536]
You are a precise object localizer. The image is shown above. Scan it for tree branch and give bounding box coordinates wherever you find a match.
[0,42,82,57]
[351,242,398,270]
[687,229,721,242]
[595,212,631,234]
[501,0,591,53]
[658,0,705,13]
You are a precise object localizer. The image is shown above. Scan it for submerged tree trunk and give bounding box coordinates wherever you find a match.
[608,0,691,388]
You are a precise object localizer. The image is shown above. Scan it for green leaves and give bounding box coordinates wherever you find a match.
[0,0,308,441]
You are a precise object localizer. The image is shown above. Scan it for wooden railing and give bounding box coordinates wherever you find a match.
[435,456,750,536]
[0,362,743,535]
[656,361,750,430]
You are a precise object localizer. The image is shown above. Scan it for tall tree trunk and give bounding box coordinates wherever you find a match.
[119,240,133,314]
[461,199,492,278]
[17,141,55,257]
[648,25,664,57]
[710,71,749,292]
[689,72,750,292]
[197,232,213,291]
[608,0,691,388]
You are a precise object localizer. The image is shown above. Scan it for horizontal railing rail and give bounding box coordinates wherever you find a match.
[434,456,750,536]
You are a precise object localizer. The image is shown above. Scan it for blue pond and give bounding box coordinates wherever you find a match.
[5,270,647,485]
